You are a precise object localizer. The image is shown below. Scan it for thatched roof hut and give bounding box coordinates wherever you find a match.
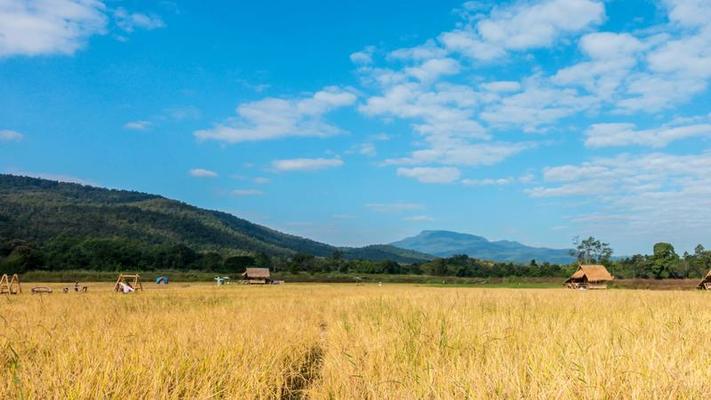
[564,264,614,289]
[698,270,711,290]
[242,268,272,284]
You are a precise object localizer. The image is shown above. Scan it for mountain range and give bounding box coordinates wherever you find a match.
[1,174,573,265]
[391,230,574,264]
[0,174,431,264]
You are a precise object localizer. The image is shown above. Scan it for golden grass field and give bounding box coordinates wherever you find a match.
[2,283,710,399]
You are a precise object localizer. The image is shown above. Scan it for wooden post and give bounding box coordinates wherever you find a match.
[114,274,124,292]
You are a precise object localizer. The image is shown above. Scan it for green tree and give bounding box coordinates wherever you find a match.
[199,252,223,271]
[254,252,272,269]
[0,244,45,274]
[571,236,613,264]
[651,242,679,279]
[222,255,255,273]
[330,250,343,261]
[290,253,316,273]
[688,244,710,278]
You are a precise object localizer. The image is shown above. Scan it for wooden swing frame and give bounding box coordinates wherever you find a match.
[0,274,22,295]
[113,273,144,292]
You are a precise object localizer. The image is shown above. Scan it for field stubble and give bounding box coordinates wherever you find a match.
[1,283,710,399]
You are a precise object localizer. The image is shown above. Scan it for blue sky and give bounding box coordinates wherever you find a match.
[1,0,711,255]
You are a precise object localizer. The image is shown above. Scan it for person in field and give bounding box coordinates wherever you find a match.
[118,282,134,294]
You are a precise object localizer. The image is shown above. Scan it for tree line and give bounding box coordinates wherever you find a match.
[2,235,710,279]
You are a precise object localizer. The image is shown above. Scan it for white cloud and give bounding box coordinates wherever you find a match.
[231,189,263,197]
[481,77,596,131]
[648,37,711,79]
[194,86,356,143]
[403,215,434,222]
[0,0,107,57]
[271,158,343,172]
[552,32,643,101]
[663,0,711,28]
[371,132,391,141]
[0,129,24,141]
[396,166,461,184]
[388,39,446,61]
[123,120,151,130]
[360,82,484,140]
[441,0,604,61]
[530,152,711,198]
[440,30,504,61]
[384,141,530,167]
[462,177,513,186]
[189,168,217,178]
[609,1,711,112]
[253,177,270,184]
[585,122,711,148]
[403,57,460,83]
[462,173,535,186]
[616,73,707,113]
[354,142,376,157]
[114,7,164,32]
[350,45,375,65]
[482,81,521,93]
[527,151,711,243]
[365,202,424,213]
[579,32,643,60]
[164,106,201,121]
[0,1,165,57]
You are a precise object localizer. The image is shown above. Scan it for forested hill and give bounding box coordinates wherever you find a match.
[0,174,431,267]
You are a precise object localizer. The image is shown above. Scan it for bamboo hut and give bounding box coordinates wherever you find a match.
[698,270,711,290]
[564,264,614,289]
[241,268,272,284]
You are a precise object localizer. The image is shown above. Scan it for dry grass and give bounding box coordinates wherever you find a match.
[2,283,710,399]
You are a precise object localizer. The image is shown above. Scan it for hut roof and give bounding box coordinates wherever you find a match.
[242,268,271,279]
[566,264,614,283]
[698,270,711,288]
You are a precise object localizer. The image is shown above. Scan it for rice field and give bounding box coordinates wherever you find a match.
[2,283,710,399]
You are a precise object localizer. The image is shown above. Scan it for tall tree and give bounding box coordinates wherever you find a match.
[571,236,613,264]
[651,242,679,279]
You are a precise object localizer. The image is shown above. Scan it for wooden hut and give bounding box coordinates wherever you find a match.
[698,270,711,290]
[564,264,614,289]
[242,268,272,284]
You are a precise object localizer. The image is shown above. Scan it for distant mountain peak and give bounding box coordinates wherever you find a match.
[391,230,573,264]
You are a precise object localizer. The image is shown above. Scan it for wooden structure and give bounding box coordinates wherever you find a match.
[32,286,53,294]
[241,268,272,284]
[698,270,711,290]
[564,264,614,289]
[0,274,22,294]
[113,273,143,292]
